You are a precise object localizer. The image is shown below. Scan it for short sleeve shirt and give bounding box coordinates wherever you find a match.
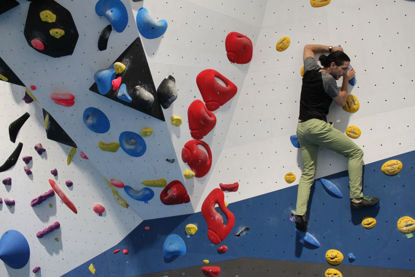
[304,57,339,98]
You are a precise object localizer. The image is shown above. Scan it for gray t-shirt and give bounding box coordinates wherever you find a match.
[304,57,339,98]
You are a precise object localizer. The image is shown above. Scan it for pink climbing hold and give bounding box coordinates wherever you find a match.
[202,266,221,277]
[50,168,58,177]
[22,156,32,164]
[217,245,228,254]
[93,203,105,215]
[122,249,128,254]
[80,151,88,159]
[31,189,55,207]
[36,221,60,238]
[112,77,122,91]
[4,198,15,206]
[2,177,11,185]
[24,166,32,175]
[31,39,45,51]
[34,143,46,155]
[109,178,124,188]
[32,266,40,273]
[50,92,75,107]
[65,180,73,187]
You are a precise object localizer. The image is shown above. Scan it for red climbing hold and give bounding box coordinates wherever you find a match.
[31,39,45,51]
[196,69,237,111]
[201,188,235,244]
[30,85,37,90]
[202,266,221,277]
[49,179,78,214]
[219,182,239,192]
[182,140,212,178]
[112,77,121,91]
[122,249,128,254]
[160,180,190,205]
[217,245,228,254]
[225,32,253,64]
[93,203,105,214]
[188,100,216,140]
[80,151,88,159]
[50,92,75,107]
[113,249,120,254]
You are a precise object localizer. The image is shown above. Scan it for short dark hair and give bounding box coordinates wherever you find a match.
[319,51,350,67]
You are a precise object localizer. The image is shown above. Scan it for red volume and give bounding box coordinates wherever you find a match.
[160,180,190,205]
[188,100,216,139]
[225,32,253,64]
[181,140,212,178]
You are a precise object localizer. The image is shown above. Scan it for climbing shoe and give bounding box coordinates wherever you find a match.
[350,196,379,210]
[295,215,308,232]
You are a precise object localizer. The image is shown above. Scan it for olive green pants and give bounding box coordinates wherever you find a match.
[295,118,364,216]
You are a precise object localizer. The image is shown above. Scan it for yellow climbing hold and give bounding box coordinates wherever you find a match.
[184,169,195,179]
[88,263,96,275]
[397,216,415,234]
[141,178,167,187]
[44,113,50,130]
[113,62,126,74]
[54,237,59,242]
[343,94,360,113]
[25,87,38,102]
[381,159,402,176]
[203,259,209,264]
[310,0,331,8]
[325,268,342,277]
[185,224,198,235]
[98,141,120,152]
[40,10,56,23]
[325,249,343,265]
[300,66,304,77]
[49,28,65,39]
[105,178,129,208]
[284,172,296,183]
[345,125,361,139]
[0,74,8,81]
[171,115,182,127]
[361,217,376,229]
[276,36,290,52]
[140,128,153,136]
[67,147,77,165]
[49,203,53,208]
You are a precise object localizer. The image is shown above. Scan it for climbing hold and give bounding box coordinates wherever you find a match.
[296,230,320,248]
[203,259,209,264]
[188,100,216,140]
[4,198,15,206]
[397,216,415,234]
[2,177,11,186]
[133,85,155,108]
[320,178,343,198]
[136,7,168,39]
[0,198,2,204]
[88,263,96,275]
[170,116,182,126]
[157,75,178,109]
[34,143,46,155]
[325,249,344,265]
[98,141,120,152]
[98,24,112,51]
[217,245,228,254]
[117,84,132,103]
[83,107,110,133]
[113,62,126,74]
[49,28,65,39]
[95,0,128,32]
[290,135,300,148]
[112,76,122,91]
[122,249,128,254]
[24,166,32,176]
[348,65,356,86]
[325,268,342,277]
[31,189,55,207]
[113,249,120,254]
[144,226,150,230]
[124,186,154,203]
[361,217,376,229]
[109,178,124,188]
[184,169,195,179]
[0,230,30,269]
[381,159,402,176]
[104,178,129,208]
[284,172,296,183]
[300,66,304,77]
[160,180,190,205]
[39,10,56,23]
[50,92,75,107]
[235,226,250,237]
[182,140,212,178]
[219,182,239,192]
[0,143,23,172]
[22,156,32,164]
[348,252,356,262]
[65,180,73,187]
[32,266,40,273]
[225,32,253,64]
[310,0,331,7]
[163,234,186,259]
[93,203,105,215]
[142,178,167,187]
[201,266,220,277]
[36,221,60,238]
[119,131,146,157]
[9,113,30,143]
[345,125,361,139]
[140,128,153,137]
[166,158,175,163]
[80,151,88,159]
[276,36,290,52]
[196,69,238,111]
[49,179,77,214]
[50,168,58,177]
[30,85,36,90]
[185,224,198,236]
[343,94,360,113]
[202,188,235,244]
[22,89,34,104]
[94,67,116,95]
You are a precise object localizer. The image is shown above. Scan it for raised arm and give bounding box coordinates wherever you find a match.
[303,44,343,62]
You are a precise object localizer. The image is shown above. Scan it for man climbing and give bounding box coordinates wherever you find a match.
[294,44,379,232]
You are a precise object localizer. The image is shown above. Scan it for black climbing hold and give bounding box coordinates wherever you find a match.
[43,110,77,148]
[0,57,25,87]
[98,24,112,51]
[9,112,30,143]
[157,75,177,109]
[0,0,19,15]
[0,143,23,172]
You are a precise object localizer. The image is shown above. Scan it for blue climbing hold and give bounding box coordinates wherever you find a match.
[95,0,128,32]
[124,186,154,203]
[348,65,356,86]
[119,131,146,157]
[117,83,132,103]
[296,230,320,248]
[83,107,110,133]
[94,67,116,95]
[320,178,343,198]
[163,234,186,259]
[0,230,30,269]
[348,252,356,262]
[290,135,300,148]
[136,7,168,39]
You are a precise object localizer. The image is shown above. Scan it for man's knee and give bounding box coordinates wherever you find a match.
[350,147,363,160]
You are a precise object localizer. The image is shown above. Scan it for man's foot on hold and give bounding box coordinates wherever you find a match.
[350,196,379,210]
[295,215,308,232]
